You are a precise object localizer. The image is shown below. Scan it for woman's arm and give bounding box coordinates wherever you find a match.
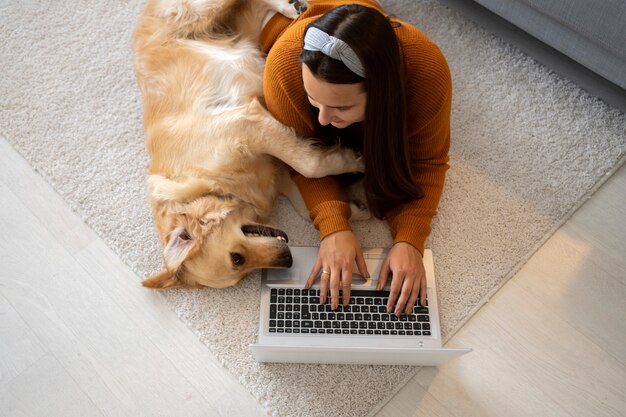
[386,24,452,255]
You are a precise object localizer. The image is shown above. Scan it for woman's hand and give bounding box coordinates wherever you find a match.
[304,230,369,309]
[376,242,426,315]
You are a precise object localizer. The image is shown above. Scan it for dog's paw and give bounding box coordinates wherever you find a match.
[289,0,309,14]
[310,147,364,177]
[349,198,371,221]
[294,144,363,178]
[274,0,308,19]
[341,148,365,173]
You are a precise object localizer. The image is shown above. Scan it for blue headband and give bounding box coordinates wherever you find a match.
[303,27,366,78]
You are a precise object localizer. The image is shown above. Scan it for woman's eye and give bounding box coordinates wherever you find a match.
[230,252,245,266]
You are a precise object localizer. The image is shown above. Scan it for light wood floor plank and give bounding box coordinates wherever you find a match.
[0,353,104,417]
[515,230,626,365]
[560,163,626,281]
[375,376,457,417]
[0,295,48,386]
[481,282,625,416]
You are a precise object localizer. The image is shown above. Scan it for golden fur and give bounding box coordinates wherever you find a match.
[132,0,363,289]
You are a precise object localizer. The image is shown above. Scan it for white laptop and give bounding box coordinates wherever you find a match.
[251,246,471,366]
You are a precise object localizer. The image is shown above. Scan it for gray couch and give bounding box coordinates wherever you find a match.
[440,0,626,111]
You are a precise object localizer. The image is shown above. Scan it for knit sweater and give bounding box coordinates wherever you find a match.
[260,0,451,255]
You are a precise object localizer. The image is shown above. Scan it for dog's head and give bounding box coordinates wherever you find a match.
[142,175,292,289]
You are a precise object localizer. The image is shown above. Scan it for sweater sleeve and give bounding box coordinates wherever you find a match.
[386,25,452,255]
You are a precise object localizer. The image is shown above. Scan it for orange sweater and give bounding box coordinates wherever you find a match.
[261,0,451,255]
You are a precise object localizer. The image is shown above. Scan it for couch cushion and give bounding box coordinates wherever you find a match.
[474,0,626,89]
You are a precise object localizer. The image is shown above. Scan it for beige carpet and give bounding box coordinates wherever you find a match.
[1,0,624,416]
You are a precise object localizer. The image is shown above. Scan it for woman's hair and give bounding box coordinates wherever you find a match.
[300,4,423,219]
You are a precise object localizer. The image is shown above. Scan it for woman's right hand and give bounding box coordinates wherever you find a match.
[304,230,369,309]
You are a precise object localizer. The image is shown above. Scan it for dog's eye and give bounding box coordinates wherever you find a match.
[230,252,245,266]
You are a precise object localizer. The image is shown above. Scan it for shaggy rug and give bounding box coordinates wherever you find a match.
[1,0,624,416]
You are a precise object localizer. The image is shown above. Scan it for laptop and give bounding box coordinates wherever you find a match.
[251,246,471,366]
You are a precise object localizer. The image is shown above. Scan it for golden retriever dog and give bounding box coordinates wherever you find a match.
[132,0,364,289]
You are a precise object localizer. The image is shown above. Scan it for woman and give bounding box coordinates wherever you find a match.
[261,0,451,316]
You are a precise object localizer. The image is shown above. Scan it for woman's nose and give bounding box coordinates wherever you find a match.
[317,106,334,126]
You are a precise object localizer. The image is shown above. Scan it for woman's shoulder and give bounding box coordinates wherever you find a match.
[264,18,309,99]
[395,22,451,92]
[395,21,449,73]
[393,21,452,132]
[263,17,314,136]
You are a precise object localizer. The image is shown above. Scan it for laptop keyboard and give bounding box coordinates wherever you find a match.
[268,288,431,337]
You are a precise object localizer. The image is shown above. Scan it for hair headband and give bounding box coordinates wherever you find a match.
[303,27,366,78]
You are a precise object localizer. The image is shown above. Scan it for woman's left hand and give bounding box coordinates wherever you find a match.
[376,242,426,315]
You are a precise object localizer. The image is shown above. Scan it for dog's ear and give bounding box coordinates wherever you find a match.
[142,225,199,289]
[141,226,197,289]
[163,225,199,270]
[141,269,185,289]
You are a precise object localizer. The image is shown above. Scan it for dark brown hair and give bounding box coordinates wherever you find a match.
[300,4,423,219]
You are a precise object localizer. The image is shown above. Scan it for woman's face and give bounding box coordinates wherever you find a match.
[302,64,367,129]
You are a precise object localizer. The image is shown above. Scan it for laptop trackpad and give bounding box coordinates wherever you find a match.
[353,252,386,286]
[266,265,374,284]
[265,247,386,284]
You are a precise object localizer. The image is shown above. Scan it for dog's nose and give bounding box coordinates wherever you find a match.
[277,250,293,268]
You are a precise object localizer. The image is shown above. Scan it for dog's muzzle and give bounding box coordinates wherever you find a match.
[241,225,289,243]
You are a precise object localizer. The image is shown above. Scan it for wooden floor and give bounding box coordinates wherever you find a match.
[1,131,624,417]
